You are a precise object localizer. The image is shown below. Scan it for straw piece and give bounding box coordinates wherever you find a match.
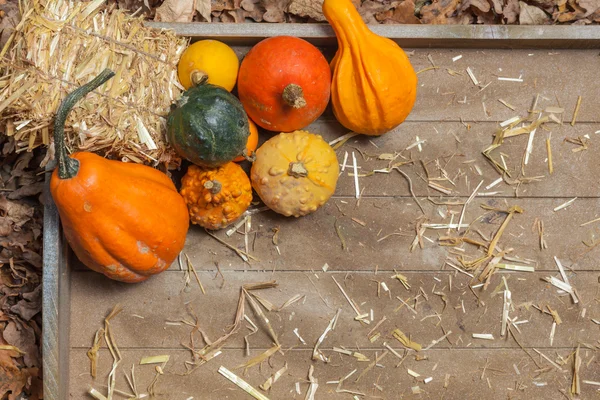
[497,263,535,272]
[524,114,542,165]
[546,138,553,174]
[312,309,341,362]
[329,132,359,148]
[332,277,362,318]
[553,257,579,304]
[392,329,422,351]
[466,67,479,85]
[87,328,104,379]
[501,290,511,337]
[260,363,288,391]
[553,198,577,212]
[236,345,280,372]
[532,348,565,372]
[498,99,515,110]
[219,366,270,400]
[498,76,523,82]
[457,180,483,231]
[571,96,582,126]
[352,152,360,199]
[472,333,494,340]
[88,388,108,400]
[305,365,318,400]
[140,355,170,365]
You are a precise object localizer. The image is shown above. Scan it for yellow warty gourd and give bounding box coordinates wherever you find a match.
[251,130,339,217]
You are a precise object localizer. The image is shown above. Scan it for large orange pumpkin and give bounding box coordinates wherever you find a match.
[237,36,331,133]
[50,70,189,283]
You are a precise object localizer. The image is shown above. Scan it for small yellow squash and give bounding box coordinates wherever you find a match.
[250,130,339,217]
[177,40,239,91]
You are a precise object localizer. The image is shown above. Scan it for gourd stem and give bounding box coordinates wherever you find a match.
[288,162,308,178]
[242,149,256,163]
[55,69,115,179]
[204,180,222,194]
[282,84,307,109]
[191,70,209,86]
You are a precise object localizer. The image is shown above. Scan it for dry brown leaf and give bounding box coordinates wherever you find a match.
[519,1,549,23]
[263,0,290,22]
[0,351,27,400]
[576,0,600,15]
[377,0,421,23]
[288,0,326,21]
[2,320,39,368]
[0,196,34,230]
[420,0,468,23]
[0,342,41,400]
[489,0,503,14]
[240,0,257,11]
[461,0,491,14]
[7,183,44,200]
[526,0,557,11]
[503,0,520,22]
[197,0,213,21]
[10,285,42,321]
[154,0,195,22]
[358,1,399,22]
[240,0,266,21]
[226,8,246,21]
[212,0,241,11]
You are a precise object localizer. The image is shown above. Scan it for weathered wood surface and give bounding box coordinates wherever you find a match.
[72,196,600,273]
[68,48,600,399]
[71,270,596,350]
[71,347,600,399]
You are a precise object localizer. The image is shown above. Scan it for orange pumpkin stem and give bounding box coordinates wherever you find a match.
[282,84,307,109]
[204,180,222,194]
[190,70,209,86]
[287,162,308,178]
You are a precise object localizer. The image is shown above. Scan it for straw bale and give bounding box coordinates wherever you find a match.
[0,0,188,168]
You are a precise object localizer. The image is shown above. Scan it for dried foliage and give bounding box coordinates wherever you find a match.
[0,135,43,400]
[142,0,599,24]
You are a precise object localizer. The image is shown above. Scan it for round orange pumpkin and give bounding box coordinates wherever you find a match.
[234,119,259,162]
[180,163,253,230]
[237,36,331,133]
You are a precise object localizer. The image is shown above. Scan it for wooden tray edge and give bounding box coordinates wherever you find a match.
[42,170,71,400]
[145,22,600,49]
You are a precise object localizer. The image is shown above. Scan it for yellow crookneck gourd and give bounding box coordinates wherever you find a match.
[323,0,418,136]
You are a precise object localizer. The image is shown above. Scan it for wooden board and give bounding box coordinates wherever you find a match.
[70,348,600,399]
[45,39,600,400]
[70,270,599,350]
[147,22,600,49]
